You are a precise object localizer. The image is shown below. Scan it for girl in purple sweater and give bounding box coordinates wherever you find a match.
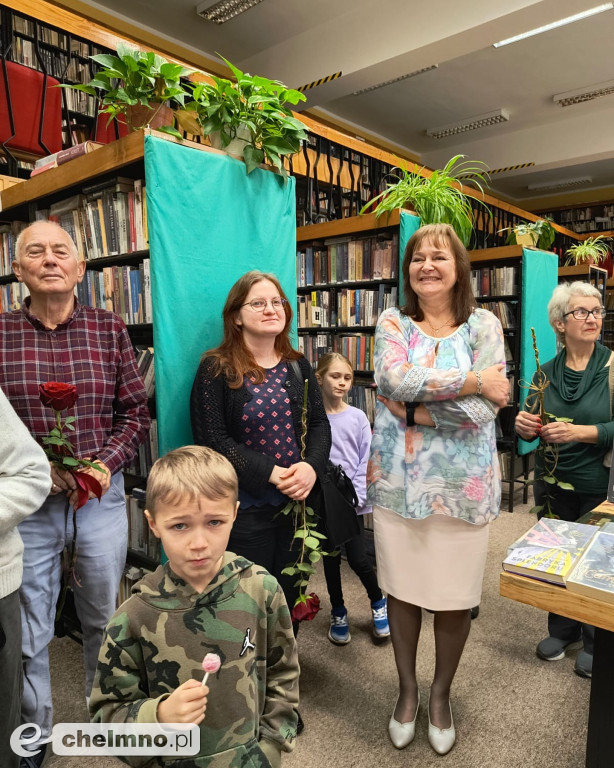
[315,353,389,644]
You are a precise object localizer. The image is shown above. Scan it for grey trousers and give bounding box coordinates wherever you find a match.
[0,589,22,768]
[19,472,128,747]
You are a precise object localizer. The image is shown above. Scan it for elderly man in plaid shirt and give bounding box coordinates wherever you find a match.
[0,220,150,768]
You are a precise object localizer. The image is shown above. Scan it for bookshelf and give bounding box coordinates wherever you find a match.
[296,209,419,422]
[469,245,558,512]
[537,201,614,234]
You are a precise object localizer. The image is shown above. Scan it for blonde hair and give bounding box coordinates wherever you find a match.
[146,445,238,515]
[315,352,353,383]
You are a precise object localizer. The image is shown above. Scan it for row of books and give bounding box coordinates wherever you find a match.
[478,301,516,330]
[471,266,518,297]
[347,383,377,424]
[135,346,155,399]
[0,221,27,278]
[125,419,159,479]
[74,261,152,325]
[125,488,161,563]
[0,281,29,313]
[297,285,398,329]
[502,515,614,605]
[297,331,376,372]
[297,233,399,286]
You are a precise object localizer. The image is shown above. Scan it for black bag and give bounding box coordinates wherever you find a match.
[319,460,360,547]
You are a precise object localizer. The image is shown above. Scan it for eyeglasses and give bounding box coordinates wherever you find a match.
[563,307,607,320]
[242,297,287,312]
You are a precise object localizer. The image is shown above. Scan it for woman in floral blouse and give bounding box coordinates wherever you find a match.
[367,224,509,755]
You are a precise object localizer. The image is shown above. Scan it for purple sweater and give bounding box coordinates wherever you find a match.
[327,406,371,514]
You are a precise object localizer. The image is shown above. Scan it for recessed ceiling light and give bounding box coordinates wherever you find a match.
[195,0,264,24]
[493,3,613,47]
[352,65,438,96]
[528,177,593,192]
[426,109,509,139]
[553,79,614,106]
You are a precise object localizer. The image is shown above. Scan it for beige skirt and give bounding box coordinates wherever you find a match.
[373,505,490,610]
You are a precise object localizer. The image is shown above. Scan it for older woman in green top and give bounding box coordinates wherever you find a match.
[515,281,614,680]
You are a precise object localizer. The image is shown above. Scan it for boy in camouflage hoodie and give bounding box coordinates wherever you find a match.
[89,446,299,768]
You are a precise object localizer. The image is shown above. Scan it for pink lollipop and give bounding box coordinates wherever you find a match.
[201,653,221,686]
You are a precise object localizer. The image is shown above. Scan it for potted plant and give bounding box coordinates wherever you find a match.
[358,155,490,247]
[66,43,193,135]
[500,218,556,250]
[175,56,309,177]
[565,235,610,266]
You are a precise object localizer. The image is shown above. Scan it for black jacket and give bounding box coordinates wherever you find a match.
[190,355,331,498]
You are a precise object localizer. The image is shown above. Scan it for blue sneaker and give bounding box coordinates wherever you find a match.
[371,597,390,640]
[328,606,351,645]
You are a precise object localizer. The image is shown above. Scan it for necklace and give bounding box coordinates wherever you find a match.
[425,317,453,337]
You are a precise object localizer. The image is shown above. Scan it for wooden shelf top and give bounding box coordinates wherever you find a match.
[558,264,608,277]
[500,571,614,633]
[468,245,524,263]
[296,209,410,242]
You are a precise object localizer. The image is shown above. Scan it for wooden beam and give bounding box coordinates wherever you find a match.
[296,210,403,242]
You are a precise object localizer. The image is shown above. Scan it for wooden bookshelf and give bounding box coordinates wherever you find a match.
[296,209,402,242]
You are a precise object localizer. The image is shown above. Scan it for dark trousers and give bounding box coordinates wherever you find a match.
[1,589,22,768]
[323,516,382,610]
[229,503,302,613]
[535,480,604,654]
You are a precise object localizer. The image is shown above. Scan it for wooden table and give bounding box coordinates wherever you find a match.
[500,571,614,768]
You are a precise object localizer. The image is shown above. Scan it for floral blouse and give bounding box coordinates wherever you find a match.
[366,307,505,525]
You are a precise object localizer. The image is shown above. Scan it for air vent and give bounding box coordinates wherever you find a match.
[352,65,437,96]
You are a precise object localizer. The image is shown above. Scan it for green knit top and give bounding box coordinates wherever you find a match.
[532,342,614,495]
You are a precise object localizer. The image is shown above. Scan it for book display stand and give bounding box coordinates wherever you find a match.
[501,568,614,768]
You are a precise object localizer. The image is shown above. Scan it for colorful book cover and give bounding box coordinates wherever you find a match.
[566,530,614,604]
[502,518,597,585]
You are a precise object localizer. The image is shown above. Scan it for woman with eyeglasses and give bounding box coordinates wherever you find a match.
[190,270,330,616]
[515,281,614,680]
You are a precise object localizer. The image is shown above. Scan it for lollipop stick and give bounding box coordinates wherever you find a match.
[202,672,210,686]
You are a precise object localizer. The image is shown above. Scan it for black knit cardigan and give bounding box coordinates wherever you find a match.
[190,355,331,498]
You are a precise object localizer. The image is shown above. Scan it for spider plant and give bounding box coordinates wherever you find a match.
[565,235,610,266]
[359,155,491,246]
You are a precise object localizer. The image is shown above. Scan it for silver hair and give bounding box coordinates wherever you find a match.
[14,221,79,263]
[548,281,603,342]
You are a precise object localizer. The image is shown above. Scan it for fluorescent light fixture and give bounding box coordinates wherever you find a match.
[528,177,593,192]
[195,0,263,24]
[493,3,613,47]
[426,109,509,139]
[352,65,438,96]
[553,79,614,106]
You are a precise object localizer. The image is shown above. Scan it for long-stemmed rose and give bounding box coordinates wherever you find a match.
[39,381,105,616]
[279,378,329,623]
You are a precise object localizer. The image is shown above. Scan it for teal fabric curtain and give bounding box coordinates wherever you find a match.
[399,210,421,300]
[518,247,558,455]
[144,136,297,456]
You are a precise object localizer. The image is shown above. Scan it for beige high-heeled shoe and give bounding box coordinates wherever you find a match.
[388,691,420,749]
[427,696,456,755]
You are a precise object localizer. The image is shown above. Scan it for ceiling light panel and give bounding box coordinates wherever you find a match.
[352,65,438,96]
[493,3,613,47]
[553,79,614,106]
[528,177,593,192]
[195,0,264,24]
[426,109,509,139]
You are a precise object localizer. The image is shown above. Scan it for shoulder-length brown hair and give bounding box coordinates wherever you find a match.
[400,223,476,325]
[206,270,300,389]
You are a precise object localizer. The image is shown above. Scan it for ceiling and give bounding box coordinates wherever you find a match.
[76,0,614,209]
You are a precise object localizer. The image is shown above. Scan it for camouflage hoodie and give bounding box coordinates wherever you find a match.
[90,553,299,768]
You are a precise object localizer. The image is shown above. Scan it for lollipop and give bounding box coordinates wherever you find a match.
[201,653,221,686]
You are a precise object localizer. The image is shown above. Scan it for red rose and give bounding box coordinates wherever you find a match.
[39,382,78,412]
[291,592,320,623]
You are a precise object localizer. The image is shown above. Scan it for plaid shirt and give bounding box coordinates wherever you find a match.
[0,299,150,475]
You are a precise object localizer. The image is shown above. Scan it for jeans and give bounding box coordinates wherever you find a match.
[323,516,382,609]
[19,472,128,745]
[0,590,22,768]
[535,480,603,654]
[228,503,302,611]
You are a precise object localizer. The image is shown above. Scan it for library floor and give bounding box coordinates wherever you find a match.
[47,495,589,768]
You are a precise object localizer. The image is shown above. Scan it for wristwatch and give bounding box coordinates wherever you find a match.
[405,402,418,426]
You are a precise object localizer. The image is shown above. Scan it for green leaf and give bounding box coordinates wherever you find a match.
[556,481,575,490]
[61,457,79,467]
[542,475,556,484]
[281,567,296,576]
[304,536,320,549]
[554,417,574,423]
[309,551,321,563]
[528,505,544,516]
[157,125,184,139]
[293,529,308,539]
